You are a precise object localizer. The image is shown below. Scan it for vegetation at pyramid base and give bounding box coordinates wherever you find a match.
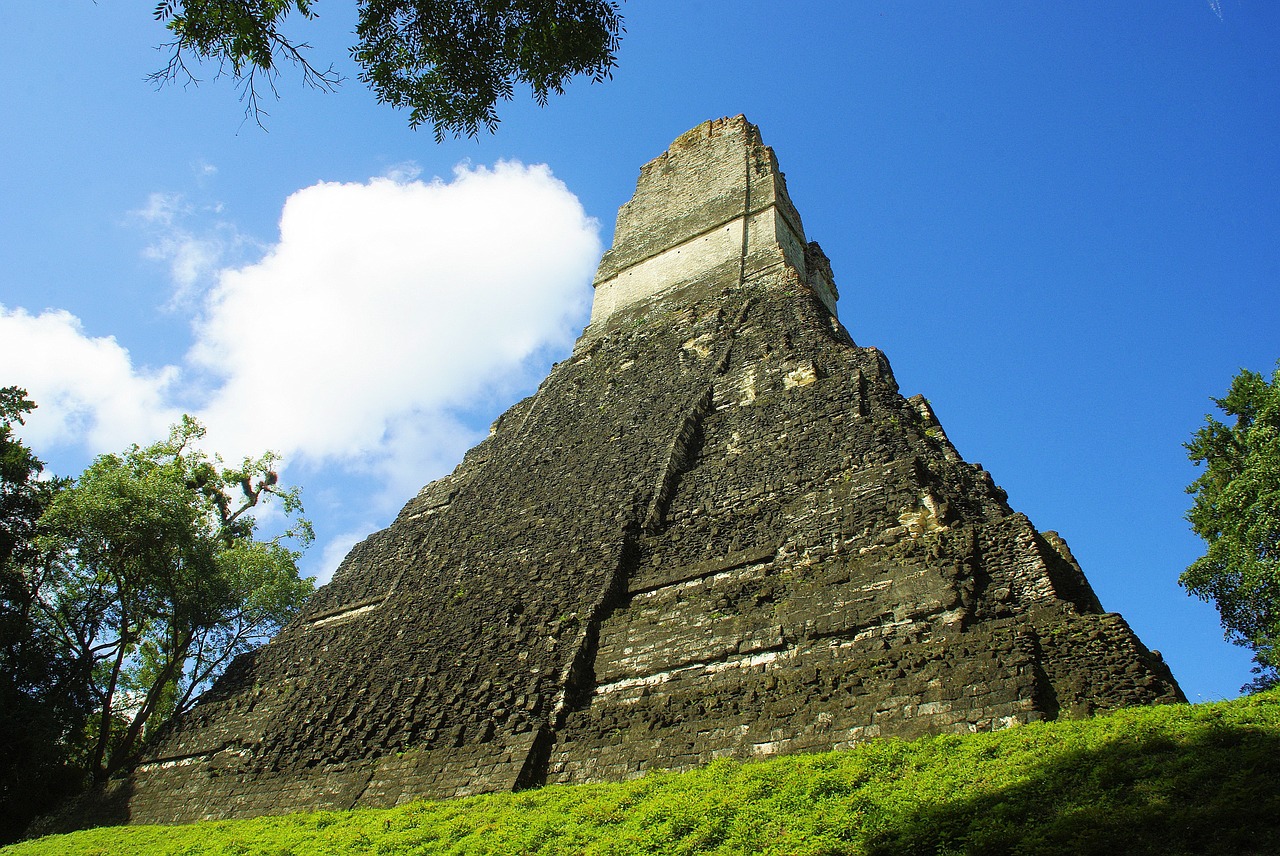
[34,416,315,784]
[0,397,314,842]
[10,691,1279,856]
[1182,361,1280,693]
[0,389,77,844]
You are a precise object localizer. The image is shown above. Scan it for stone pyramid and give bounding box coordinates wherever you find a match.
[107,116,1182,825]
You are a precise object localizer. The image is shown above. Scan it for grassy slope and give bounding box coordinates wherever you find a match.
[7,692,1278,856]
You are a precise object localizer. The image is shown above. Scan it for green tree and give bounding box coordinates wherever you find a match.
[151,0,624,139]
[1182,362,1280,693]
[35,415,315,781]
[0,389,82,843]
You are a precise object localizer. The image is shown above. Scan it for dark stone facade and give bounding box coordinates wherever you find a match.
[63,116,1182,828]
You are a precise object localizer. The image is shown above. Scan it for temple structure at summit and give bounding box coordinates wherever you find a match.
[67,115,1182,827]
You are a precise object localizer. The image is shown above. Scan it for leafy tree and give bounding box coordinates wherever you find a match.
[0,389,82,843]
[0,388,57,588]
[34,415,315,782]
[1181,362,1280,693]
[151,0,625,139]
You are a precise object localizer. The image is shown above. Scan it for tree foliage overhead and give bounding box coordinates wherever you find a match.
[152,0,625,139]
[1181,362,1280,693]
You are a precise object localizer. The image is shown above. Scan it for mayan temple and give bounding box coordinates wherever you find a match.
[70,116,1182,828]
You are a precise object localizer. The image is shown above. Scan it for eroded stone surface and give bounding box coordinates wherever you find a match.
[56,116,1181,830]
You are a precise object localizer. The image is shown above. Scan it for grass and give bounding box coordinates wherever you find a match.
[7,691,1279,855]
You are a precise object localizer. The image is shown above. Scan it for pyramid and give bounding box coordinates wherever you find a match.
[96,116,1182,826]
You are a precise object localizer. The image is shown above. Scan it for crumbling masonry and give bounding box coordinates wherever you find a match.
[79,116,1183,826]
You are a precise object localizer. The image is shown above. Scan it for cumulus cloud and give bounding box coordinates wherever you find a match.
[189,161,600,485]
[0,306,181,452]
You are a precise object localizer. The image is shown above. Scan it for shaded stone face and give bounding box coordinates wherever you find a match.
[75,116,1180,829]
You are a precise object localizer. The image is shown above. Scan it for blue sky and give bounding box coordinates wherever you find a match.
[1,3,1276,703]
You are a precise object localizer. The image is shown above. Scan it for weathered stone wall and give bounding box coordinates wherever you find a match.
[544,265,1180,784]
[54,116,1181,831]
[598,116,804,276]
[589,115,831,328]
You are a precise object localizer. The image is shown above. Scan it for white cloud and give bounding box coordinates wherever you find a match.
[189,161,600,483]
[0,306,181,452]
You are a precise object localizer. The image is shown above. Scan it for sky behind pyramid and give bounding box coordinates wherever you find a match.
[1,3,1276,703]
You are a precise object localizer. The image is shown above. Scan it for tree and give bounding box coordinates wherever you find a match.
[0,391,78,838]
[0,389,81,843]
[1181,362,1280,693]
[34,415,314,782]
[0,389,60,601]
[151,0,625,139]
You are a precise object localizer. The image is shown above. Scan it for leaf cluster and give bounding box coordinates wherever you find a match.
[151,0,342,125]
[0,389,60,572]
[1181,363,1280,691]
[353,0,624,140]
[150,1,624,136]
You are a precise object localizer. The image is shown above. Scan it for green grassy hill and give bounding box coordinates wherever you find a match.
[8,692,1278,856]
